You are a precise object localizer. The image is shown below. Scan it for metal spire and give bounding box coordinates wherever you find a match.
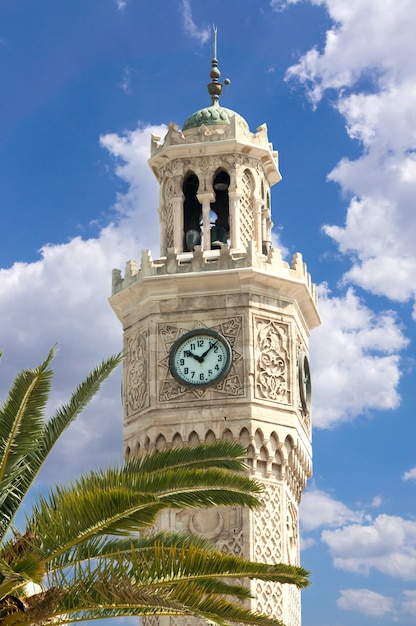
[207,25,230,106]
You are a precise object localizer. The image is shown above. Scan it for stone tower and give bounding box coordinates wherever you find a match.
[109,42,320,626]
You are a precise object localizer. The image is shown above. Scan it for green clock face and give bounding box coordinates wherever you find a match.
[298,351,311,412]
[169,329,232,388]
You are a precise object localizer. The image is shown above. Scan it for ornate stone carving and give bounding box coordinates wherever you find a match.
[252,482,283,620]
[125,329,149,415]
[240,169,255,247]
[158,318,244,402]
[163,178,174,249]
[253,482,282,563]
[255,317,290,403]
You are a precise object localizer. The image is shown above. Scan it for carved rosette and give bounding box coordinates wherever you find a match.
[157,317,244,402]
[254,317,290,403]
[125,329,149,416]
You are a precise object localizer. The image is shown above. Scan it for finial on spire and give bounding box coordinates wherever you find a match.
[207,25,230,106]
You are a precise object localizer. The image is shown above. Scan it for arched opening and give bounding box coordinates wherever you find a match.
[239,427,251,447]
[257,445,268,477]
[210,170,230,248]
[183,173,202,251]
[222,428,233,441]
[188,431,200,446]
[205,429,216,443]
[172,432,183,448]
[155,434,166,451]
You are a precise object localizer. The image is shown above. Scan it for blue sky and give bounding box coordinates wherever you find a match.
[1,0,416,624]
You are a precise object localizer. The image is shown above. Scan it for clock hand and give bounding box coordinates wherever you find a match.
[199,341,218,361]
[184,349,204,363]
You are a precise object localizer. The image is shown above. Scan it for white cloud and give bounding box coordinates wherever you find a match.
[0,125,165,484]
[337,588,393,617]
[322,514,416,580]
[310,284,407,428]
[283,0,416,316]
[401,590,416,617]
[180,0,210,45]
[300,488,363,532]
[403,467,416,482]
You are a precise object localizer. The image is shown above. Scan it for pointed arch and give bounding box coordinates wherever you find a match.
[188,431,200,446]
[239,427,251,447]
[172,432,183,448]
[155,433,166,451]
[222,428,234,441]
[254,428,264,449]
[183,172,202,251]
[270,432,279,452]
[257,444,269,477]
[210,169,230,248]
[205,429,216,443]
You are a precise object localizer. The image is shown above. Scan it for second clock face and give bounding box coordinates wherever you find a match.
[169,329,232,387]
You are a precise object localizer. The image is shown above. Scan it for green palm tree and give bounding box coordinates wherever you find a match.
[0,350,310,625]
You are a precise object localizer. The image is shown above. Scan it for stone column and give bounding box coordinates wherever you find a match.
[254,197,262,253]
[197,192,215,251]
[172,197,183,252]
[228,191,242,250]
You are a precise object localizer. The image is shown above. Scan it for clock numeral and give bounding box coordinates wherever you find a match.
[215,364,220,371]
[200,373,204,381]
[218,355,222,362]
[208,370,212,376]
[197,339,204,347]
[180,358,185,366]
[213,345,218,353]
[184,367,189,374]
[190,342,196,350]
[191,371,195,379]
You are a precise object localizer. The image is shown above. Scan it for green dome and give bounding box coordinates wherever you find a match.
[182,105,247,131]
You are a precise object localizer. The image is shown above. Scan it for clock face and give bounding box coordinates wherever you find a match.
[169,329,232,388]
[298,351,311,412]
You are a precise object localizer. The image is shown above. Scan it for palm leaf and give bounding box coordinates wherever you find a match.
[0,353,122,541]
[26,463,262,564]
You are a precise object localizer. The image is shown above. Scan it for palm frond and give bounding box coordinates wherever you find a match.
[0,353,122,541]
[25,463,262,564]
[0,350,55,540]
[127,440,250,474]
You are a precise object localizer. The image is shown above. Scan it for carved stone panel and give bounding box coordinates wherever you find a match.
[252,482,283,620]
[173,506,243,556]
[125,329,149,416]
[254,316,291,404]
[157,317,244,402]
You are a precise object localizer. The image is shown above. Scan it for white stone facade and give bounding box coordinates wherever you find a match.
[110,101,320,626]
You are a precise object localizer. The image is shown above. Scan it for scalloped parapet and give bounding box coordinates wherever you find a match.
[111,241,320,331]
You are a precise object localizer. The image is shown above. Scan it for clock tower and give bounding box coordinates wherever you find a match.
[109,43,320,626]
